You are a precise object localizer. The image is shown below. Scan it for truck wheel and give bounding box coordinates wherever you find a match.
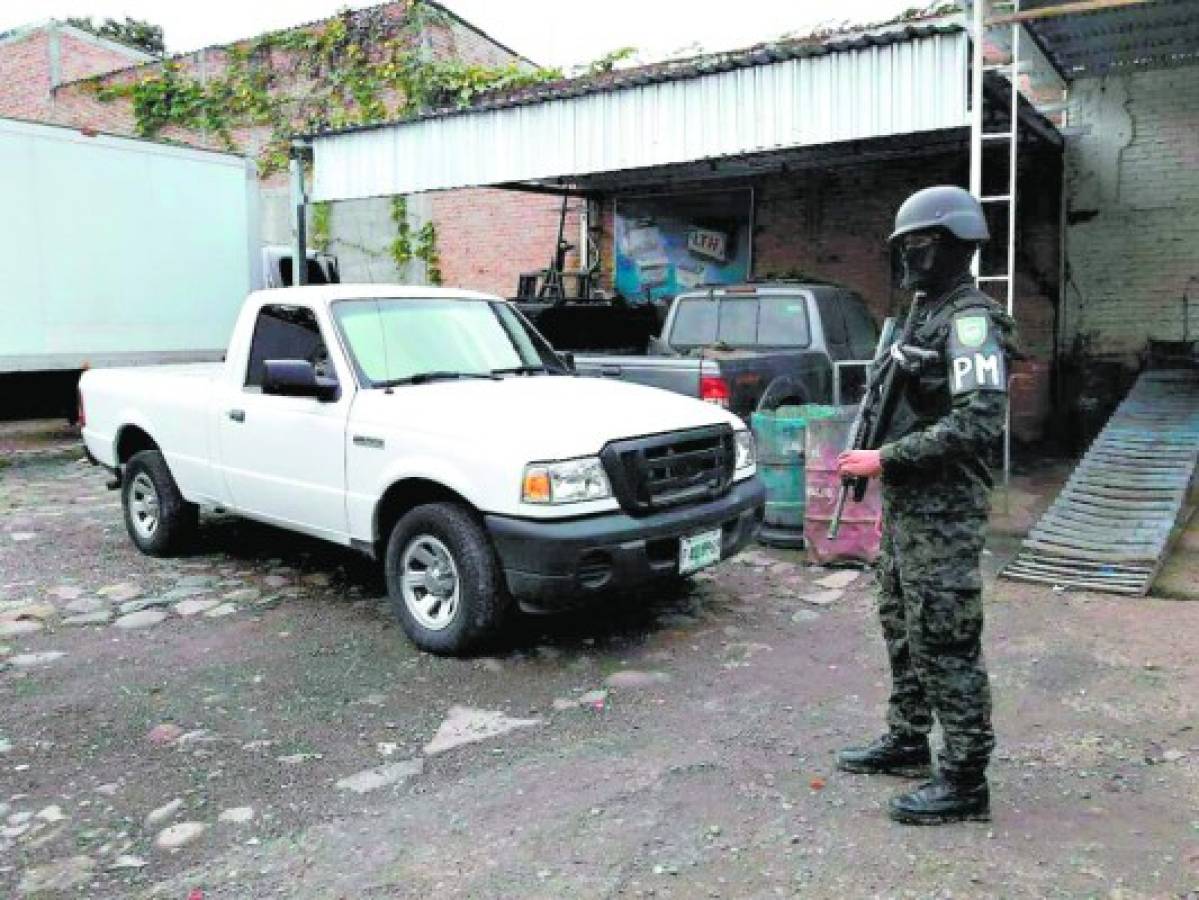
[121,449,198,557]
[384,502,508,656]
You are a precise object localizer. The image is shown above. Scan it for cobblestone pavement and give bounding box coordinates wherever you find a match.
[1,448,1197,898]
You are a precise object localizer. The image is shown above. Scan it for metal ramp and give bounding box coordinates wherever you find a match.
[1001,370,1199,595]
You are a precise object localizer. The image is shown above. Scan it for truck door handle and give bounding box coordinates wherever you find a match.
[601,365,622,377]
[227,409,245,423]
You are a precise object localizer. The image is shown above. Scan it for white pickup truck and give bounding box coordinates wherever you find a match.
[79,286,765,654]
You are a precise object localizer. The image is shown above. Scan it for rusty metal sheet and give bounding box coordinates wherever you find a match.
[1001,369,1199,597]
[1001,570,1146,594]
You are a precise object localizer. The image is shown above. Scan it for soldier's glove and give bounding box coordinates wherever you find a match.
[890,343,940,375]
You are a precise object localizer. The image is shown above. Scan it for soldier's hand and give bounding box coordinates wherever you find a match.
[837,449,882,478]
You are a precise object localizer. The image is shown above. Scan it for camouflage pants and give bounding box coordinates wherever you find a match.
[875,495,995,780]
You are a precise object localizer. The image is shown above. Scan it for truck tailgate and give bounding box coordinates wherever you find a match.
[573,354,716,400]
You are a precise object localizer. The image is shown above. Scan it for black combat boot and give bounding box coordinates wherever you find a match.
[836,733,932,777]
[888,775,990,825]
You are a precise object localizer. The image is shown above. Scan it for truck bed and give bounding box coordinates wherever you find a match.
[572,353,718,401]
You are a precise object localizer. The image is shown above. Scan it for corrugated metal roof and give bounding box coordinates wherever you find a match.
[311,27,969,201]
[315,22,964,138]
[1023,0,1199,79]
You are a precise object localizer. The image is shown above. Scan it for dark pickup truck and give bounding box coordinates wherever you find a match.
[569,284,880,419]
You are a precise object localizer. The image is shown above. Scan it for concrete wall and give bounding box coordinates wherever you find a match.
[1063,64,1199,364]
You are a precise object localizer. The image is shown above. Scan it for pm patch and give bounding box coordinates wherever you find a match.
[954,314,990,348]
[947,310,1006,396]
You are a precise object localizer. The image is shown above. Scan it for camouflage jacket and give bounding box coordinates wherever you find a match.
[878,277,1017,510]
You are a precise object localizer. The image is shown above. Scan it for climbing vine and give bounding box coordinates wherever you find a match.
[385,196,441,283]
[89,2,563,176]
[388,196,413,269]
[310,201,332,253]
[414,222,443,285]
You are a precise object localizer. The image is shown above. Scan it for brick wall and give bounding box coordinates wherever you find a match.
[429,189,582,297]
[0,25,147,124]
[0,30,52,121]
[588,154,1061,438]
[58,30,147,82]
[425,11,528,70]
[754,153,1060,361]
[45,3,526,144]
[594,153,1060,360]
[1063,64,1199,365]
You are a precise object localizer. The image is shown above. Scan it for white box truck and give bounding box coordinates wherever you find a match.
[0,117,261,377]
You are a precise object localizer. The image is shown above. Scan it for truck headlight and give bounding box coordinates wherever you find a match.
[734,430,756,471]
[522,457,612,504]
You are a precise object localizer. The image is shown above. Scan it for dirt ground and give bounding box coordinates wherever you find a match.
[1,434,1197,899]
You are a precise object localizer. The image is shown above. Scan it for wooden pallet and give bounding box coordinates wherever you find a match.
[1001,369,1199,595]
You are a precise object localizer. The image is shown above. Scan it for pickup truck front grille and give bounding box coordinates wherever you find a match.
[600,425,735,516]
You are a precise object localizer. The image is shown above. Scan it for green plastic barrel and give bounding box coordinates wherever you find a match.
[750,404,840,548]
[748,405,803,547]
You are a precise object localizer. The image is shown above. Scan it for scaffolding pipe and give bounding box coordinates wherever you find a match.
[1005,11,1020,494]
[289,142,310,286]
[969,0,986,278]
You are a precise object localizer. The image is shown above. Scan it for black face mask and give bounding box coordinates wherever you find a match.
[892,231,975,292]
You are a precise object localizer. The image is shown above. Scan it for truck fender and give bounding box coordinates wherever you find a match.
[112,411,161,465]
[362,459,485,549]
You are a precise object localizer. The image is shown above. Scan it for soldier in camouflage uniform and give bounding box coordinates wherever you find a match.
[835,185,1015,825]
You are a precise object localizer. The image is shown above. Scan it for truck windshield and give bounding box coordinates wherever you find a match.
[332,298,566,387]
[669,296,811,350]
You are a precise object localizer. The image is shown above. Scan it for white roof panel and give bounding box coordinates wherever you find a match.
[311,29,969,201]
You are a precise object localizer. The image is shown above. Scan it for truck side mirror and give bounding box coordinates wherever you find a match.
[262,359,340,402]
[559,351,576,372]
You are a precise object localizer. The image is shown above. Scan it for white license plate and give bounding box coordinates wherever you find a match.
[679,528,723,575]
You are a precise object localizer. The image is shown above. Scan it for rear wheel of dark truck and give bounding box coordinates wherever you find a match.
[384,502,510,656]
[121,449,198,556]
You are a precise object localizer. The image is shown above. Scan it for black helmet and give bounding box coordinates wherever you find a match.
[889,185,988,244]
[889,186,988,291]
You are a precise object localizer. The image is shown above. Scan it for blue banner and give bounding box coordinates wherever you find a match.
[614,189,753,303]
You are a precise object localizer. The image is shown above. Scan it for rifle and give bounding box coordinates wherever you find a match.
[827,291,926,539]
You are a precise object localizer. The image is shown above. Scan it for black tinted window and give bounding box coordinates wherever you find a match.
[671,299,719,346]
[758,298,811,347]
[841,295,880,359]
[815,293,849,346]
[670,296,810,348]
[245,305,329,388]
[720,301,758,345]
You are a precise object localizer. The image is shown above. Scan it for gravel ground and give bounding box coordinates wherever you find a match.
[1,445,1197,898]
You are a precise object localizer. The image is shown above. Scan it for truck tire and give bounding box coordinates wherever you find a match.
[383,502,509,656]
[121,449,198,557]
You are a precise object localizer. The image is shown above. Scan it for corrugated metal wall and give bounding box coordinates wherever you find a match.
[312,31,968,201]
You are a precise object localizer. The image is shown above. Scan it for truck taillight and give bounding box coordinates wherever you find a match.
[700,375,730,408]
